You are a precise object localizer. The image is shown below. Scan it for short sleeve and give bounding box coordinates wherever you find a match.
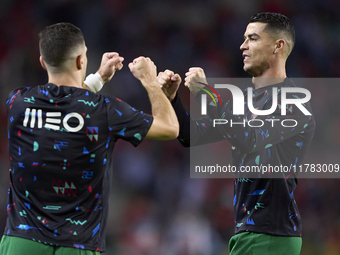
[6,87,27,110]
[104,95,153,147]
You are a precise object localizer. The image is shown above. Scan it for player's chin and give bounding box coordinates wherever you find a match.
[244,61,254,70]
[243,64,250,72]
[243,65,256,76]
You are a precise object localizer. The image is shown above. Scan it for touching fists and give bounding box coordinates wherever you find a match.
[128,57,179,140]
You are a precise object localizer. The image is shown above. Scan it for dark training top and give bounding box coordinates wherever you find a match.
[172,78,315,237]
[4,84,153,252]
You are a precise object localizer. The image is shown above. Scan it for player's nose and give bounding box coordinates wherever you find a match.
[240,39,248,51]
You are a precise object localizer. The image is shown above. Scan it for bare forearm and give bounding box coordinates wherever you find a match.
[129,57,179,140]
[142,79,179,139]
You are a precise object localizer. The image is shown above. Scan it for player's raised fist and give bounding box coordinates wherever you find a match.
[157,69,182,101]
[129,57,157,82]
[97,52,124,83]
[184,67,207,95]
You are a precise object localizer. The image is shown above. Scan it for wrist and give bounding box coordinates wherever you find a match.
[140,77,159,88]
[170,94,179,105]
[84,72,104,93]
[169,94,176,101]
[96,69,109,84]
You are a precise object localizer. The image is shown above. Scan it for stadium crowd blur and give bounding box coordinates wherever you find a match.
[0,0,340,254]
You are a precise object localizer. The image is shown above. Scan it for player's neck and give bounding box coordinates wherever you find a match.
[47,72,86,89]
[252,67,287,89]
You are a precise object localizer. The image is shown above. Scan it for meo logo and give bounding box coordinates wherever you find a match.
[23,108,84,132]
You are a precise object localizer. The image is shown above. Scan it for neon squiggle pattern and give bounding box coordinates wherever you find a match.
[66,218,87,225]
[78,100,98,107]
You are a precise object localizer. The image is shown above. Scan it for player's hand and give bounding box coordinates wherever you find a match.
[157,69,181,101]
[97,52,124,83]
[128,57,157,84]
[184,67,207,95]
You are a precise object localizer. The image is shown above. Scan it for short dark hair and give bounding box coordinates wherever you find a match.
[39,22,84,67]
[250,12,295,54]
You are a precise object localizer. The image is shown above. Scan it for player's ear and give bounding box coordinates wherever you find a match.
[76,54,84,70]
[39,56,47,70]
[274,39,285,54]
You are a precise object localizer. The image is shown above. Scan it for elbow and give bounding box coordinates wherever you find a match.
[152,122,179,141]
[161,121,179,140]
[157,128,178,141]
[147,118,179,140]
[166,123,179,140]
[173,127,180,139]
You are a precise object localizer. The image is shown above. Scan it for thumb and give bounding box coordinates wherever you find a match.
[171,74,180,81]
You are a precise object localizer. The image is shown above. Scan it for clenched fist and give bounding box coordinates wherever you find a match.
[184,67,207,95]
[157,69,181,101]
[129,57,157,83]
[97,52,124,83]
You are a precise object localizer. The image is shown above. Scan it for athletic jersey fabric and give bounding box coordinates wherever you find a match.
[172,78,315,237]
[4,83,153,252]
